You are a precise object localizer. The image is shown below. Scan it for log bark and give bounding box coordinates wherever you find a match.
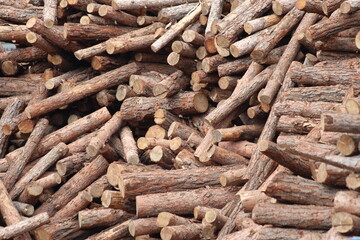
[244,14,281,34]
[216,124,263,141]
[107,34,158,55]
[113,0,199,10]
[277,115,319,134]
[321,113,360,134]
[3,118,49,191]
[84,220,130,240]
[0,6,43,24]
[128,218,162,237]
[120,126,140,164]
[265,172,337,206]
[252,202,334,229]
[136,186,239,217]
[152,70,190,98]
[340,0,360,13]
[79,207,133,228]
[273,0,297,15]
[332,212,360,234]
[157,212,193,227]
[119,165,237,198]
[218,141,256,158]
[239,190,275,213]
[43,0,57,28]
[322,0,345,15]
[334,191,360,217]
[24,62,140,119]
[34,155,109,216]
[296,0,324,14]
[56,152,90,176]
[0,212,49,240]
[161,223,202,240]
[315,36,358,52]
[217,57,252,77]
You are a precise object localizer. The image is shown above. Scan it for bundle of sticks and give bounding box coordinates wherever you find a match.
[0,0,359,239]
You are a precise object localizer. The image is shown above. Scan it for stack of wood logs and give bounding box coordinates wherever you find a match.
[0,0,359,239]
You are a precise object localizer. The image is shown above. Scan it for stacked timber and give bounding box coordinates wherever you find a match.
[0,0,359,239]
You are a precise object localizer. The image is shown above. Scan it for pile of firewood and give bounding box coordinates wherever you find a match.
[0,0,359,239]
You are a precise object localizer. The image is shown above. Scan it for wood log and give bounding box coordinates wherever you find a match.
[306,10,360,41]
[79,208,133,229]
[252,202,334,229]
[98,5,137,27]
[321,113,360,134]
[0,6,43,24]
[128,218,161,237]
[0,25,29,44]
[337,135,358,156]
[84,220,130,240]
[322,0,344,15]
[258,13,319,104]
[167,52,197,75]
[120,126,140,164]
[340,0,360,13]
[218,141,256,158]
[161,223,202,240]
[265,172,337,206]
[217,57,252,77]
[149,146,175,168]
[171,41,196,58]
[219,168,248,186]
[56,152,90,176]
[119,165,237,198]
[3,118,49,190]
[120,91,208,122]
[145,125,166,139]
[136,186,239,217]
[52,190,93,220]
[239,190,276,213]
[157,212,193,227]
[36,172,62,189]
[10,142,68,199]
[137,137,171,150]
[107,34,158,55]
[0,0,29,9]
[137,15,158,26]
[217,124,263,141]
[276,115,319,134]
[332,212,360,234]
[274,100,340,118]
[34,155,109,216]
[205,63,272,126]
[0,179,32,240]
[17,181,43,205]
[314,162,349,187]
[173,149,206,169]
[24,62,140,119]
[101,190,135,212]
[182,29,205,46]
[152,70,189,98]
[315,36,358,53]
[273,0,297,15]
[296,0,324,14]
[13,201,34,217]
[346,173,360,191]
[0,212,49,240]
[151,4,202,52]
[334,191,360,217]
[43,0,57,28]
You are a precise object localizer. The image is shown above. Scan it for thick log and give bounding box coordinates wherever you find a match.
[145,125,167,139]
[276,115,319,134]
[136,186,239,217]
[337,135,358,156]
[173,149,206,169]
[340,0,360,13]
[321,113,360,134]
[120,126,140,164]
[18,181,43,205]
[273,0,297,15]
[253,202,334,229]
[79,208,133,229]
[3,118,49,190]
[128,218,161,237]
[265,173,337,206]
[239,190,276,213]
[217,57,252,77]
[0,0,29,9]
[119,165,237,198]
[0,212,49,240]
[24,62,140,119]
[322,0,345,15]
[151,4,201,52]
[244,14,281,34]
[157,212,193,227]
[98,5,137,27]
[34,155,109,216]
[283,85,348,103]
[219,168,248,186]
[34,216,83,240]
[56,152,90,176]
[296,0,324,14]
[334,191,360,217]
[332,212,360,234]
[0,180,32,240]
[0,25,30,44]
[161,223,202,240]
[182,29,204,46]
[0,46,47,62]
[346,173,360,191]
[171,41,196,58]
[306,10,360,41]
[314,163,349,187]
[0,6,43,24]
[120,92,208,121]
[107,34,158,55]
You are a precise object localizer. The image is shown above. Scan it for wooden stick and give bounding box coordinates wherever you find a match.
[334,191,360,217]
[157,212,193,227]
[273,0,297,15]
[321,113,360,133]
[120,126,140,164]
[0,212,49,239]
[79,208,133,229]
[161,223,202,240]
[128,218,162,237]
[244,14,281,34]
[332,212,360,234]
[43,0,58,28]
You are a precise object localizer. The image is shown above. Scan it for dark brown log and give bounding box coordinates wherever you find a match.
[316,36,358,53]
[253,202,334,229]
[0,25,30,44]
[0,6,43,24]
[79,208,133,229]
[265,172,337,206]
[136,187,239,217]
[34,155,109,216]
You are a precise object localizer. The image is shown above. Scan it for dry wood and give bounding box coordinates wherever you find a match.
[13,201,34,217]
[253,202,334,229]
[120,126,140,164]
[322,0,344,15]
[151,4,202,52]
[296,0,324,14]
[79,207,133,228]
[245,14,281,34]
[56,152,90,176]
[321,113,360,134]
[332,212,360,234]
[346,173,360,191]
[17,181,43,205]
[136,186,239,217]
[273,0,297,15]
[182,29,205,46]
[334,191,360,217]
[265,172,337,206]
[217,124,263,141]
[128,218,161,237]
[174,149,206,169]
[157,212,193,227]
[340,0,360,13]
[85,220,131,240]
[0,6,43,24]
[161,223,202,240]
[218,141,256,158]
[153,70,189,98]
[35,154,109,216]
[145,125,167,139]
[44,0,58,28]
[0,212,49,240]
[274,100,340,118]
[219,168,248,186]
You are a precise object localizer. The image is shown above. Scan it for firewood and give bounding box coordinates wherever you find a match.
[157,212,193,227]
[306,10,360,41]
[265,172,337,206]
[0,0,29,9]
[149,145,175,168]
[136,186,239,217]
[116,84,136,101]
[253,202,334,229]
[171,41,196,58]
[0,180,32,240]
[321,112,360,134]
[137,137,171,150]
[322,0,344,15]
[101,190,135,212]
[145,125,167,139]
[78,208,133,228]
[161,223,202,240]
[219,168,248,186]
[173,149,206,169]
[346,97,360,114]
[13,201,34,217]
[52,190,93,220]
[137,15,158,26]
[296,0,324,14]
[340,0,360,13]
[55,152,90,176]
[98,5,137,27]
[43,0,57,28]
[346,173,360,191]
[217,57,252,77]
[239,190,276,213]
[273,0,297,15]
[85,220,131,240]
[258,13,319,104]
[0,6,43,24]
[313,162,349,187]
[119,165,237,198]
[337,135,358,156]
[128,218,162,237]
[332,212,360,234]
[182,29,205,46]
[151,4,202,52]
[35,154,109,216]
[334,191,360,217]
[152,70,189,98]
[0,212,49,240]
[218,141,256,158]
[217,124,263,141]
[120,126,140,164]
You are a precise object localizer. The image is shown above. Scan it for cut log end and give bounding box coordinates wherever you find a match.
[250,50,265,60]
[244,23,253,35]
[26,32,37,44]
[167,52,180,66]
[86,145,99,158]
[337,135,357,156]
[160,227,173,240]
[137,137,149,150]
[128,220,137,237]
[257,140,270,152]
[150,146,163,162]
[215,35,230,48]
[355,32,360,49]
[44,19,54,28]
[1,61,17,76]
[332,212,356,234]
[204,209,217,223]
[194,93,209,113]
[345,99,360,114]
[157,212,173,227]
[26,17,37,28]
[170,137,182,151]
[272,1,284,15]
[18,119,35,134]
[295,0,306,10]
[45,80,56,90]
[340,2,351,14]
[259,94,272,105]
